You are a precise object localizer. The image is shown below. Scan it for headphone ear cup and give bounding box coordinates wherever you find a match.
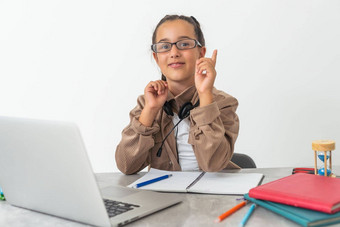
[163,101,174,116]
[178,102,194,119]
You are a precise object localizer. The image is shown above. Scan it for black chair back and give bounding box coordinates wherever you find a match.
[231,153,256,168]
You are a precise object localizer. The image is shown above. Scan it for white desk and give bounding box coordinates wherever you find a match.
[1,167,340,227]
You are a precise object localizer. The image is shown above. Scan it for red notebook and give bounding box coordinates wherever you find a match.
[248,173,340,214]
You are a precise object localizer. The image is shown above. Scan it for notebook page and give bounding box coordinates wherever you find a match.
[188,172,264,195]
[127,168,202,193]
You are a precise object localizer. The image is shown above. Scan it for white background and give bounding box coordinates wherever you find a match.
[1,0,339,173]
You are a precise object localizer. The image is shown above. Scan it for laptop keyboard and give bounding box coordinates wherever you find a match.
[103,199,140,218]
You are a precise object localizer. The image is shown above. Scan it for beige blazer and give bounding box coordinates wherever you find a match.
[115,85,240,174]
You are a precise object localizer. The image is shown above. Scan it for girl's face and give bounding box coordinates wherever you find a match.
[153,20,206,88]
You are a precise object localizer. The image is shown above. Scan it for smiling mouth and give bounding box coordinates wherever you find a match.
[168,62,185,68]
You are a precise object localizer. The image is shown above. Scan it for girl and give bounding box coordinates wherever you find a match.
[115,15,239,174]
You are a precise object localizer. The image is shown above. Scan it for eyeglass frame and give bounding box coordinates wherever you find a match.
[151,38,202,53]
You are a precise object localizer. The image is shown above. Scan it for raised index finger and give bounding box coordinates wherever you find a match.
[211,49,218,64]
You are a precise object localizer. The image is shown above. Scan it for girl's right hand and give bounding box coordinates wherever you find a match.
[144,80,168,111]
[139,80,168,127]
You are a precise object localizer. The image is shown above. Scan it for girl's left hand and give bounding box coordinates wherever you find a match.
[195,50,217,106]
[195,50,217,104]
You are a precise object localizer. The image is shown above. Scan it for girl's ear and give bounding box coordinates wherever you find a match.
[153,52,159,64]
[199,46,206,58]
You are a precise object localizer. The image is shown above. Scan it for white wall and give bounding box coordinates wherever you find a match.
[1,0,339,172]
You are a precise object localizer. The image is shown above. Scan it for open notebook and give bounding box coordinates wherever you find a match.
[128,168,264,195]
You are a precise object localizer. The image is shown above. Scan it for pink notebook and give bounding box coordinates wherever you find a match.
[249,173,340,214]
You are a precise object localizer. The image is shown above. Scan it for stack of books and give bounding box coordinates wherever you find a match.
[245,173,340,227]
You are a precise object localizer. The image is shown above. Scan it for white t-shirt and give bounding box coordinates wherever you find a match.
[172,113,199,171]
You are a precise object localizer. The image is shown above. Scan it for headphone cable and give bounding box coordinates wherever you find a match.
[156,118,183,157]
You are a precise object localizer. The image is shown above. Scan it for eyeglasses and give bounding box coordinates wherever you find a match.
[151,39,202,53]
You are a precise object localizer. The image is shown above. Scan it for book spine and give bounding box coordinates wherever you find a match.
[249,189,332,214]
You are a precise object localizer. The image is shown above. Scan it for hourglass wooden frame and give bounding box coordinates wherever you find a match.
[312,140,335,177]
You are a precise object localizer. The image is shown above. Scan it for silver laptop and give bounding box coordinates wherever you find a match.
[0,116,182,226]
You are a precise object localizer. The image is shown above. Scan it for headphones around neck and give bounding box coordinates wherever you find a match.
[163,100,200,119]
[156,99,200,157]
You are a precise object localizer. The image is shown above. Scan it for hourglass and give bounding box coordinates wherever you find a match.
[312,140,336,177]
[0,187,5,200]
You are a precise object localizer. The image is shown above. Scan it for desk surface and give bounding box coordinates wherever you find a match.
[1,167,340,227]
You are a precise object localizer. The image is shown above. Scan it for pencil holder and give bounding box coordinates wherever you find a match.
[312,140,336,177]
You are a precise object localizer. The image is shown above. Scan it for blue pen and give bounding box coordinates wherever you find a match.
[239,203,256,227]
[134,174,172,188]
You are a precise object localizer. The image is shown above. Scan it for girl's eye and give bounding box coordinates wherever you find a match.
[160,43,171,50]
[179,42,190,47]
